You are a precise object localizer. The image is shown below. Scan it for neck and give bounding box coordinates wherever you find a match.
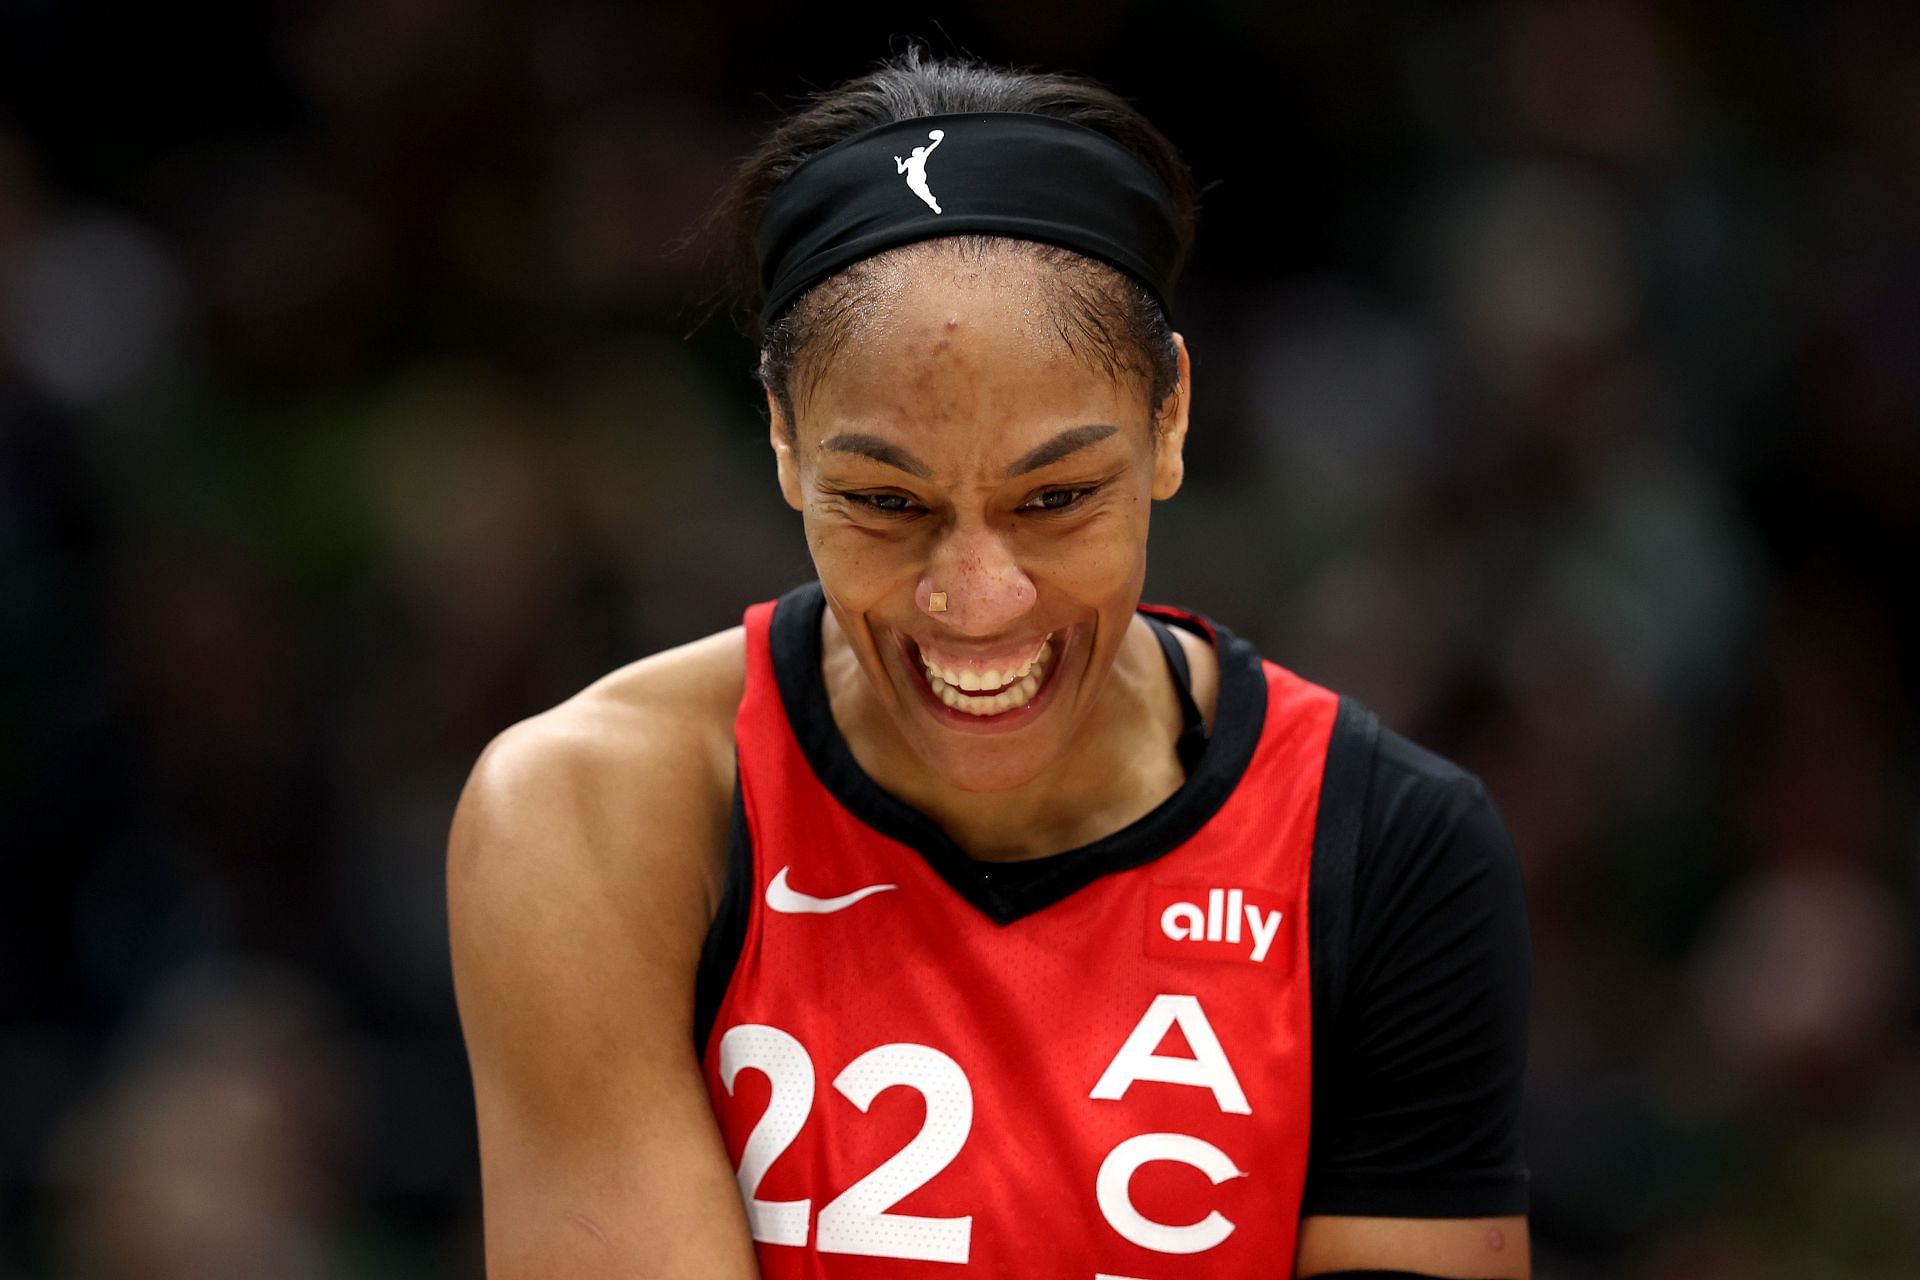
[821,609,1192,861]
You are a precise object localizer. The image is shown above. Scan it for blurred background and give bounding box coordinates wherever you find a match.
[2,1,1916,1276]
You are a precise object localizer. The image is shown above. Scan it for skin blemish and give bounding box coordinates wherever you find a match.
[563,1210,611,1249]
[1485,1226,1506,1252]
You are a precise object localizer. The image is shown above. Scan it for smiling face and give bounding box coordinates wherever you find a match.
[767,249,1191,792]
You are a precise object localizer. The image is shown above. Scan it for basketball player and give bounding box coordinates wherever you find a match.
[449,47,1532,1280]
[896,128,945,211]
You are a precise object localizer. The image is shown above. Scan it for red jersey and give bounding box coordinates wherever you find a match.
[698,582,1343,1278]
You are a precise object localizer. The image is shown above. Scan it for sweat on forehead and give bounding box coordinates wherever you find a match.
[773,237,1159,427]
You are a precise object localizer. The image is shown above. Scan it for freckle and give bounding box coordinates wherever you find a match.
[1485,1227,1505,1251]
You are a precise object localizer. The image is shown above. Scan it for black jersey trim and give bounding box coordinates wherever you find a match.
[692,754,752,1058]
[1141,613,1210,778]
[767,580,1269,925]
[1308,696,1381,1031]
[1305,696,1381,1215]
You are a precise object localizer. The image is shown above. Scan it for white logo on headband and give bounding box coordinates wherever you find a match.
[893,129,945,213]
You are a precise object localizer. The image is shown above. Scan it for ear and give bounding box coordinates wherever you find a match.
[1150,333,1191,500]
[767,387,804,511]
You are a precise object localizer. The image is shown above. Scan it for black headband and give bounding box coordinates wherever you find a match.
[754,111,1183,330]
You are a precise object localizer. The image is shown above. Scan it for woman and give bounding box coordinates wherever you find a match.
[449,46,1532,1280]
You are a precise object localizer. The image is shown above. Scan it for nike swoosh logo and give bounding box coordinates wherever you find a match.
[765,866,898,914]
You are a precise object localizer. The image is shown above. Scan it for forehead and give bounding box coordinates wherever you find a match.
[797,257,1143,453]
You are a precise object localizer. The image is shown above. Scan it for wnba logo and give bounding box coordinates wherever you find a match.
[894,128,945,213]
[1148,885,1287,964]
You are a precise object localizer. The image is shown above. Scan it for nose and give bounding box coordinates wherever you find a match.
[917,525,1037,634]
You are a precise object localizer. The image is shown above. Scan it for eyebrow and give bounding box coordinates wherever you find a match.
[817,424,1120,480]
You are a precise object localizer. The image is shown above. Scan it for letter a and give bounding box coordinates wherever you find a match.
[1089,994,1250,1115]
[1160,901,1205,941]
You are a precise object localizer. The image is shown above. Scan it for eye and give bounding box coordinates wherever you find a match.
[845,491,922,516]
[1022,485,1101,513]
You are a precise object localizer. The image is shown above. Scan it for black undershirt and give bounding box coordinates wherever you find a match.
[1297,704,1532,1217]
[694,588,1531,1219]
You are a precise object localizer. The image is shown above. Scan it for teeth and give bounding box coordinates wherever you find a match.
[921,632,1053,695]
[920,633,1054,717]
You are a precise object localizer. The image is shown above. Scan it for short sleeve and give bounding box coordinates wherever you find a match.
[1301,710,1533,1218]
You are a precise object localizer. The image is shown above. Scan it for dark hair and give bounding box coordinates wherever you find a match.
[708,43,1199,440]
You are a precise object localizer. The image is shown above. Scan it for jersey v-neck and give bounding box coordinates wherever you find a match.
[766,579,1269,924]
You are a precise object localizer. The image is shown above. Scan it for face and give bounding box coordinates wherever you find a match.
[768,256,1191,792]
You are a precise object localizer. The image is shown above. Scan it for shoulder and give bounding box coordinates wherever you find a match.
[1363,724,1494,843]
[1330,714,1530,982]
[461,623,746,827]
[449,624,749,943]
[1354,722,1524,921]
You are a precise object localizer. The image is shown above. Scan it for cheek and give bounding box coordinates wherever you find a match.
[804,514,917,608]
[1024,497,1150,595]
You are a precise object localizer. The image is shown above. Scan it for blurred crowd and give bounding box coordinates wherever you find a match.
[2,2,1915,1277]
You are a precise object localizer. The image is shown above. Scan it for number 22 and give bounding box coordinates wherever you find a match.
[719,1024,974,1265]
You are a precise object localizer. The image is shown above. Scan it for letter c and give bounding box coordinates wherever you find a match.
[1095,1132,1244,1254]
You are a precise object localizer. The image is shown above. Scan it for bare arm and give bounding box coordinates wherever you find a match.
[1296,1213,1530,1278]
[448,693,756,1278]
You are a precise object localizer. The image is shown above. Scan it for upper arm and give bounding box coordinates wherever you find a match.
[447,699,756,1279]
[1298,724,1534,1276]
